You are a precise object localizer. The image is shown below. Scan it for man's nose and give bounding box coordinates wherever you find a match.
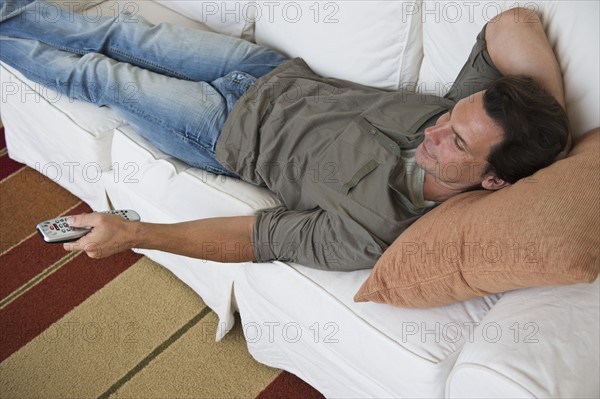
[424,123,449,144]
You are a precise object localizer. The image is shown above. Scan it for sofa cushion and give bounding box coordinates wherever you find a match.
[253,0,423,90]
[417,0,600,138]
[155,0,256,40]
[446,279,600,398]
[354,129,600,308]
[237,261,502,398]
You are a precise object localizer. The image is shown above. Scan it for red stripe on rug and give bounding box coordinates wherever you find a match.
[0,249,142,361]
[0,202,92,300]
[0,153,24,181]
[0,126,25,180]
[256,371,325,399]
[0,126,6,150]
[0,125,6,148]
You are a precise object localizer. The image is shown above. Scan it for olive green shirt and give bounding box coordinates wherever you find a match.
[216,25,501,270]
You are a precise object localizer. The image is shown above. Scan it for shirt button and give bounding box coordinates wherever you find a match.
[389,144,397,149]
[370,129,377,135]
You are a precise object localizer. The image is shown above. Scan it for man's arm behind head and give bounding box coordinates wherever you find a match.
[485,7,572,158]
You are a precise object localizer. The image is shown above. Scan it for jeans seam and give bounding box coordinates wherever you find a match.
[122,101,229,174]
[122,98,219,158]
[1,51,68,96]
[126,102,201,145]
[108,46,195,81]
[52,44,87,56]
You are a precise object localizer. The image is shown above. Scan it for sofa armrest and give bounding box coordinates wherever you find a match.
[446,279,599,398]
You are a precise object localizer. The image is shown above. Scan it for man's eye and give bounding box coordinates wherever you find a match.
[453,135,463,151]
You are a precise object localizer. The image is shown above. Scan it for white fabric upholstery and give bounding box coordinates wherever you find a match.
[97,0,216,30]
[447,279,600,398]
[155,0,256,39]
[236,261,502,398]
[0,63,120,209]
[254,0,424,90]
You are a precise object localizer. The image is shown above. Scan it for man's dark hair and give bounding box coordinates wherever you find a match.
[482,75,569,184]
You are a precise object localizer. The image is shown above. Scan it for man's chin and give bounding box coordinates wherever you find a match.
[461,183,485,193]
[414,145,428,169]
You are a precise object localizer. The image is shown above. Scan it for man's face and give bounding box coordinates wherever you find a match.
[415,91,506,191]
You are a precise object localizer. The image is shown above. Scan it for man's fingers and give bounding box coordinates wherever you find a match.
[63,239,102,258]
[63,241,78,252]
[61,213,130,259]
[63,240,86,253]
[67,213,97,228]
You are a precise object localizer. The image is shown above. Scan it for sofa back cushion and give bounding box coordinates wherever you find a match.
[417,0,600,138]
[253,1,423,90]
[155,0,256,39]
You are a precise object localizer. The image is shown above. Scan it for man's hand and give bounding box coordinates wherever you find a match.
[63,213,138,258]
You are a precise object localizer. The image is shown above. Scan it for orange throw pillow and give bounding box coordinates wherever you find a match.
[355,129,600,308]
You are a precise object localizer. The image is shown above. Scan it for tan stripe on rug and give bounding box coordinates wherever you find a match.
[108,312,280,399]
[0,257,207,398]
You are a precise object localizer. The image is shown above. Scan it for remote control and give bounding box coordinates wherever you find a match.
[36,209,141,244]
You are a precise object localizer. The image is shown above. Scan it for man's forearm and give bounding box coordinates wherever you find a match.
[134,216,257,263]
[64,213,257,261]
[487,7,566,107]
[486,7,571,155]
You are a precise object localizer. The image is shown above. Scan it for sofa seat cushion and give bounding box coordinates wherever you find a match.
[1,63,124,139]
[0,62,123,208]
[236,260,502,398]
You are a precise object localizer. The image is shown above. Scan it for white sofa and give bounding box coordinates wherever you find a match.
[1,1,598,397]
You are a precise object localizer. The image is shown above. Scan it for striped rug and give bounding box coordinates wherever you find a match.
[0,122,325,399]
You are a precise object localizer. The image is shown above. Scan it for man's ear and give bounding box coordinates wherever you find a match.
[481,173,510,191]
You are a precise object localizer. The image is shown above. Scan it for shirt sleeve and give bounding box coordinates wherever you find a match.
[444,23,503,103]
[252,206,384,271]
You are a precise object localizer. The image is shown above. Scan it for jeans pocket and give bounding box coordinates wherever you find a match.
[211,71,257,114]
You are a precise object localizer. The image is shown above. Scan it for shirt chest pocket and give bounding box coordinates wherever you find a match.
[318,117,399,196]
[361,100,448,147]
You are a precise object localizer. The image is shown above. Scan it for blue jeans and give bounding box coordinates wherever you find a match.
[0,0,288,176]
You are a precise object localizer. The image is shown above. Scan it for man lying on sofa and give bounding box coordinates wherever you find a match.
[0,1,569,269]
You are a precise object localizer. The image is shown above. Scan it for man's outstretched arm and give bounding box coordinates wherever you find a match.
[63,213,256,262]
